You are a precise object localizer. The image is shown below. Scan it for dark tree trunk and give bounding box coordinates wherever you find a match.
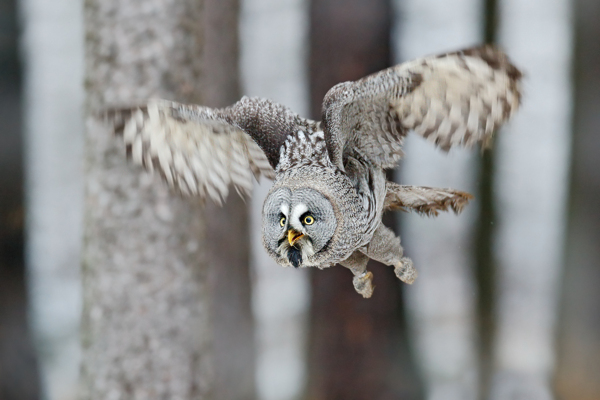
[202,0,256,398]
[556,0,600,398]
[307,1,420,399]
[0,26,39,396]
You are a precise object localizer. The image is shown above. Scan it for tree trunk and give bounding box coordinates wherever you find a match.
[80,1,212,398]
[307,1,420,399]
[0,34,40,399]
[239,1,311,399]
[20,0,83,397]
[202,0,256,398]
[490,0,573,398]
[392,1,483,399]
[556,1,600,399]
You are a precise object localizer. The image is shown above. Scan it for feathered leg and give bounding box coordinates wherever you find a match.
[340,250,374,298]
[363,224,417,285]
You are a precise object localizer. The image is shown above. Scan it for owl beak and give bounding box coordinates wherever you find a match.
[288,229,304,246]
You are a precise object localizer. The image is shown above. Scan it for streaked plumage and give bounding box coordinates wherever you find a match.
[104,45,522,298]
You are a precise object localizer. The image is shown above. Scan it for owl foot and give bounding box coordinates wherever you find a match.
[352,271,374,298]
[394,257,417,284]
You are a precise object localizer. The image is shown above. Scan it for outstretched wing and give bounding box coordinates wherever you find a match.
[384,182,473,216]
[322,45,523,170]
[104,97,318,203]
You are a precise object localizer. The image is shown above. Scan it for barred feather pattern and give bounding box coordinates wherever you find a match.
[383,182,474,216]
[393,46,522,150]
[322,45,522,170]
[105,99,275,204]
[276,129,329,172]
[101,45,524,297]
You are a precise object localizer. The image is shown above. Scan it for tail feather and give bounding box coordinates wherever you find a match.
[384,181,473,216]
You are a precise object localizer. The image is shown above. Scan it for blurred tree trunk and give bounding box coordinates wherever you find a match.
[307,1,420,399]
[20,0,84,398]
[202,0,256,398]
[556,1,600,399]
[491,0,573,398]
[240,0,311,399]
[392,1,482,400]
[0,0,40,392]
[81,1,213,399]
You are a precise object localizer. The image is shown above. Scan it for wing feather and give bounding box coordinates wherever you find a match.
[322,45,522,169]
[104,98,292,203]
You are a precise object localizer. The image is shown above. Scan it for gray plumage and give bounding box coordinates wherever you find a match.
[104,45,522,298]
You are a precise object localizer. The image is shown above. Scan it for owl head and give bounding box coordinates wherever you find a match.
[262,186,338,268]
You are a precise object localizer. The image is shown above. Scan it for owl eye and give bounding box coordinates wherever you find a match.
[280,216,286,227]
[303,215,315,225]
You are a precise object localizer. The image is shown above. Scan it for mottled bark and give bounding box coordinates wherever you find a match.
[202,0,256,398]
[81,1,212,399]
[392,1,482,400]
[307,1,420,399]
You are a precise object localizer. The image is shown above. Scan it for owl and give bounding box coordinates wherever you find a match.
[105,45,522,298]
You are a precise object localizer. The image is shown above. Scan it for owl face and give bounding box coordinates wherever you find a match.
[263,187,337,268]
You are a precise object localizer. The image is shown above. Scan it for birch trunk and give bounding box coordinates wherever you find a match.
[392,1,482,400]
[20,0,84,397]
[240,0,310,398]
[491,0,573,398]
[81,1,212,398]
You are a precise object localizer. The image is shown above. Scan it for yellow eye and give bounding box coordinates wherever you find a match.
[303,215,315,225]
[280,217,286,227]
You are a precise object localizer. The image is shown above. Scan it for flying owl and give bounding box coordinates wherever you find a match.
[105,45,522,298]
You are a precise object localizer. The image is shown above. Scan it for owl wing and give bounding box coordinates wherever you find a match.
[321,45,523,170]
[104,97,318,203]
[383,182,473,216]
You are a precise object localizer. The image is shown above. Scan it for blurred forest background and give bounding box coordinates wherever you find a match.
[0,0,599,399]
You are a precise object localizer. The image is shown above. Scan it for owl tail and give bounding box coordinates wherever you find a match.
[383,181,473,217]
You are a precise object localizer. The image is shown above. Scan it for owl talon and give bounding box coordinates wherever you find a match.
[353,271,374,298]
[394,257,417,284]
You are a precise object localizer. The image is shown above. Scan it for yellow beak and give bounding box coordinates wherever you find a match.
[288,229,304,246]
